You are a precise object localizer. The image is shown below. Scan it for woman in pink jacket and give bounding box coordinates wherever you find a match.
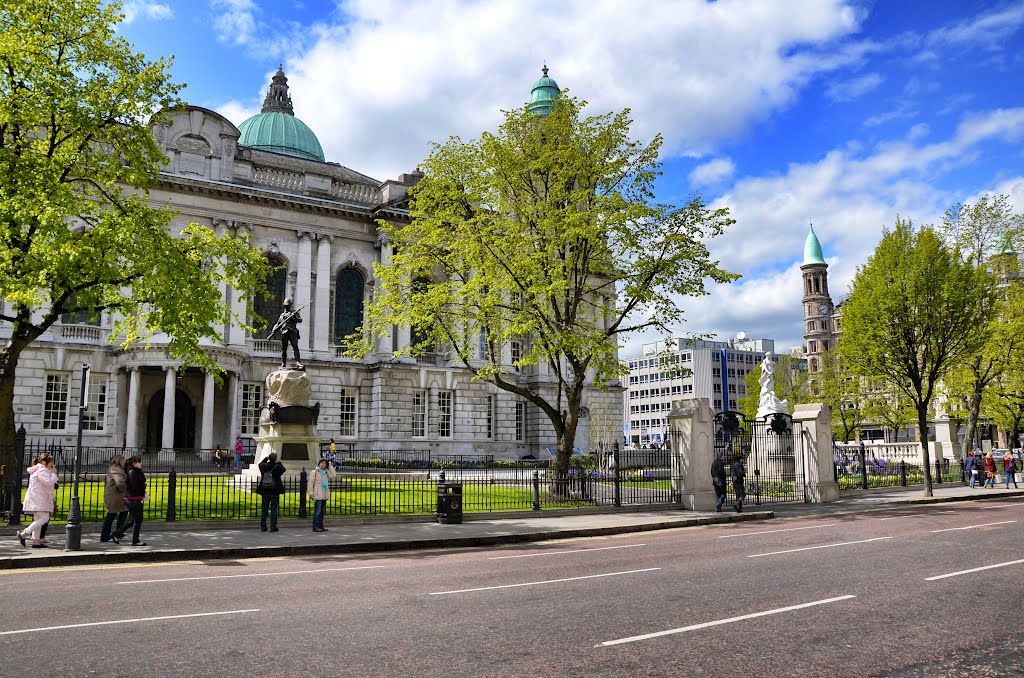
[17,453,58,548]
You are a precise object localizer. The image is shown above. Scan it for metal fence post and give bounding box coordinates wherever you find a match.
[612,442,621,507]
[298,469,307,518]
[935,459,943,485]
[166,469,176,522]
[532,470,540,510]
[859,443,868,490]
[900,460,907,486]
[7,426,26,526]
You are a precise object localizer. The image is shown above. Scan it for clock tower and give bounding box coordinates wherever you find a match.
[801,224,834,374]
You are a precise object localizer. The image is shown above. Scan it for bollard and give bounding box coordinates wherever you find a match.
[7,426,26,526]
[532,470,541,510]
[935,459,943,485]
[166,469,177,522]
[900,460,907,487]
[298,469,308,518]
[860,452,868,490]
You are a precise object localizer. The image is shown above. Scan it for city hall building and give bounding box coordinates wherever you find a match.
[7,67,620,459]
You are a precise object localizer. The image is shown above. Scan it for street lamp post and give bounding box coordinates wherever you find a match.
[64,364,89,551]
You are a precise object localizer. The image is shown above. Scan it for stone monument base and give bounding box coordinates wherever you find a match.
[240,421,321,481]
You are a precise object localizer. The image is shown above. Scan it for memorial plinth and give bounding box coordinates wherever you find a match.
[241,368,321,480]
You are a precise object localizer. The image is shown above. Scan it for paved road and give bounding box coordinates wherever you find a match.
[0,495,1021,677]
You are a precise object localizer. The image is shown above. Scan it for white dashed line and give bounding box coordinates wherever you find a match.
[930,520,1017,533]
[0,609,260,636]
[490,544,646,559]
[716,523,837,539]
[926,558,1024,581]
[748,537,893,558]
[119,565,384,584]
[429,568,660,595]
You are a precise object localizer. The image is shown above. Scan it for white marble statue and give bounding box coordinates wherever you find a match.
[756,351,790,419]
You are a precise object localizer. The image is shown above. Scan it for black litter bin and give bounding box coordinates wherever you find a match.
[437,482,463,524]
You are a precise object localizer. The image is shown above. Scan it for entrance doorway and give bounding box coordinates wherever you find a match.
[146,388,197,450]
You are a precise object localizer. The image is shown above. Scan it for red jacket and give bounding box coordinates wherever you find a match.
[982,456,997,473]
[1003,456,1017,472]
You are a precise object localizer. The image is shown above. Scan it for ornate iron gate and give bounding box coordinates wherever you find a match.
[714,411,804,505]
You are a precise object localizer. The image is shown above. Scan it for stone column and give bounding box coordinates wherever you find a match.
[125,367,141,449]
[227,223,251,347]
[161,366,176,450]
[314,235,332,356]
[792,403,840,503]
[296,232,313,352]
[667,397,717,511]
[228,371,241,440]
[200,370,215,452]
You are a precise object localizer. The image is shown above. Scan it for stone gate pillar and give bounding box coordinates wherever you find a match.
[667,398,716,511]
[792,403,840,503]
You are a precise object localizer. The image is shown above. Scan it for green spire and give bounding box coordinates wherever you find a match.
[528,64,560,116]
[803,224,826,265]
[997,232,1017,256]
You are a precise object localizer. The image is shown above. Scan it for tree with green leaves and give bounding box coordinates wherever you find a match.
[737,353,808,422]
[355,94,737,482]
[938,194,1024,455]
[860,384,917,442]
[977,283,1024,449]
[814,347,861,442]
[839,219,994,495]
[0,0,269,466]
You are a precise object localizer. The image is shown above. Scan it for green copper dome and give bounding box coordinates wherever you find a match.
[237,67,325,162]
[997,232,1017,256]
[528,64,560,116]
[803,225,826,265]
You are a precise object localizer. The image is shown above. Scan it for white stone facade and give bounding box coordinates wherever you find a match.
[4,104,621,458]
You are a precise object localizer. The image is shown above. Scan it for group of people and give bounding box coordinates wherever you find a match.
[212,437,247,470]
[15,453,148,548]
[252,452,336,533]
[711,455,747,513]
[964,449,1019,489]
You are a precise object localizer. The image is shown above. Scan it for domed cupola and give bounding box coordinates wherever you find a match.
[528,64,561,116]
[237,66,325,162]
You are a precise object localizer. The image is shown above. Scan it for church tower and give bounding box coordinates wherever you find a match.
[801,225,835,374]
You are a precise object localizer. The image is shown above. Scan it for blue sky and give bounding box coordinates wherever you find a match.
[118,0,1024,356]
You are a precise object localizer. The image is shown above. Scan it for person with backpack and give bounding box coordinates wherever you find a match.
[307,458,335,532]
[711,456,727,512]
[730,456,747,513]
[256,453,286,532]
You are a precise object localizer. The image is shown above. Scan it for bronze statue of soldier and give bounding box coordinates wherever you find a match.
[271,297,304,369]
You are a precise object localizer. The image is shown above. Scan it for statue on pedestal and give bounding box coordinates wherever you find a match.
[756,351,790,419]
[270,297,304,369]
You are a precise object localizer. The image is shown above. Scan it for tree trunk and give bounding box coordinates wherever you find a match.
[919,403,933,497]
[962,390,982,458]
[551,387,582,499]
[0,344,24,472]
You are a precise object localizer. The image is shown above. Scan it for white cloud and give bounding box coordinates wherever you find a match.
[121,1,173,24]
[689,158,735,189]
[226,0,866,181]
[212,0,258,47]
[925,3,1024,51]
[825,72,883,102]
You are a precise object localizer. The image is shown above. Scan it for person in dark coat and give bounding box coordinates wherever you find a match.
[711,456,727,512]
[730,457,747,513]
[117,456,146,546]
[965,450,979,488]
[257,452,286,532]
[100,455,129,543]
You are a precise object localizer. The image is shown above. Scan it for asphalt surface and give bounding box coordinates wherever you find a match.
[0,492,1021,677]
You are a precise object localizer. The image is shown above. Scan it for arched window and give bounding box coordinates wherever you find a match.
[252,256,287,334]
[61,293,100,326]
[410,277,431,351]
[334,268,364,344]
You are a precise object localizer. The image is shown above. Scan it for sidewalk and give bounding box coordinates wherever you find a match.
[1,484,1021,570]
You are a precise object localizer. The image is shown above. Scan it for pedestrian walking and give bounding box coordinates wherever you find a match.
[1002,450,1018,489]
[711,456,727,512]
[234,436,244,470]
[117,456,147,546]
[965,450,979,488]
[730,456,747,513]
[257,452,286,532]
[100,455,129,543]
[16,453,58,549]
[307,458,335,532]
[983,451,997,488]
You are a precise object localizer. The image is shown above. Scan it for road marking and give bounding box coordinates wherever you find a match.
[877,514,926,521]
[429,568,660,595]
[0,609,260,636]
[748,537,893,558]
[596,595,856,647]
[925,558,1024,581]
[490,544,645,559]
[717,523,837,539]
[978,504,1017,509]
[119,565,385,584]
[930,520,1017,533]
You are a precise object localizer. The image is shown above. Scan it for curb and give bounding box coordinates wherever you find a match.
[0,511,772,571]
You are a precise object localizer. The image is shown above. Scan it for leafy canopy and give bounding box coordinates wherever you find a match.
[0,0,269,372]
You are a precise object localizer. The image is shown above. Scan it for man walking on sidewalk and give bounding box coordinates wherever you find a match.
[711,456,727,512]
[730,456,747,513]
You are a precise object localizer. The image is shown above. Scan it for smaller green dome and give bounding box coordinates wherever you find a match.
[528,64,560,116]
[238,111,324,162]
[997,232,1017,256]
[803,224,826,265]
